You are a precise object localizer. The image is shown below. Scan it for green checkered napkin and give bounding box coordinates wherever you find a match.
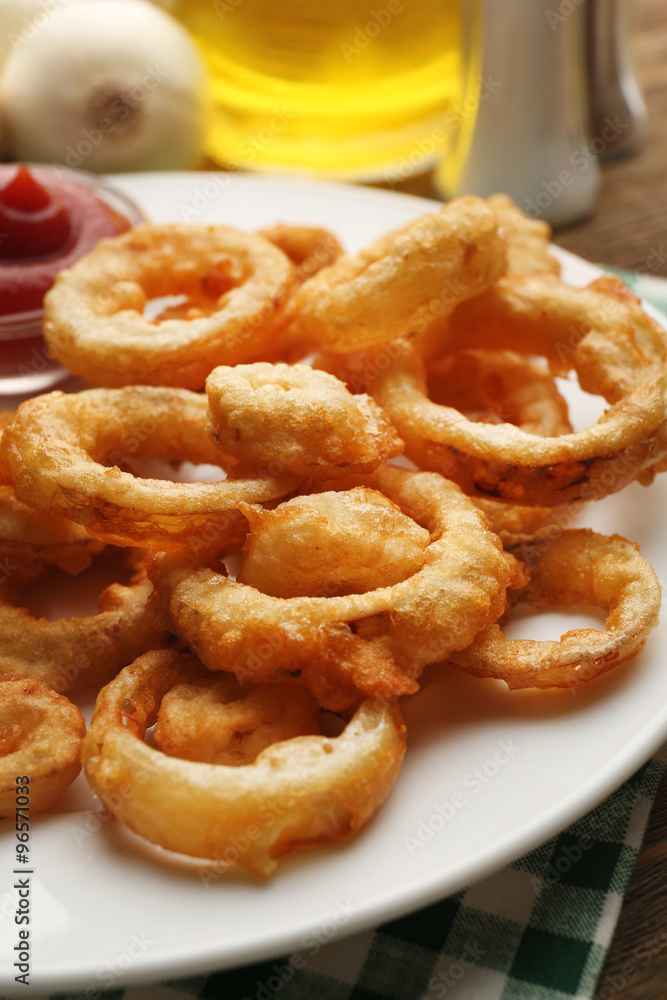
[40,273,667,1000]
[45,750,667,1000]
[54,751,664,1000]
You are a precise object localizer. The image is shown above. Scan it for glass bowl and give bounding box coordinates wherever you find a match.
[0,165,146,397]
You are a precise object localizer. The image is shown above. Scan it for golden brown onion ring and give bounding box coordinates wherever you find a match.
[148,466,513,710]
[372,276,667,506]
[4,386,302,551]
[206,362,403,479]
[0,550,168,693]
[153,673,322,765]
[43,223,296,389]
[258,223,343,281]
[0,408,104,582]
[0,678,85,817]
[0,484,105,585]
[426,349,572,437]
[451,529,661,689]
[486,193,560,277]
[238,487,430,598]
[290,195,507,352]
[82,649,407,876]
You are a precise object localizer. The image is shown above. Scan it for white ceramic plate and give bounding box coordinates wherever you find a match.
[1,174,666,996]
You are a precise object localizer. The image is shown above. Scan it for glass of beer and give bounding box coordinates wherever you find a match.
[170,0,480,184]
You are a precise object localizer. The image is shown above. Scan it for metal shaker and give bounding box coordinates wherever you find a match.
[437,0,599,228]
[586,0,647,159]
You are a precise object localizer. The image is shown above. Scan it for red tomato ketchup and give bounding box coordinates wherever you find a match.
[0,164,143,393]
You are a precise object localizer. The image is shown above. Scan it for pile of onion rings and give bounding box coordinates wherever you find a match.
[147,466,515,710]
[0,199,663,878]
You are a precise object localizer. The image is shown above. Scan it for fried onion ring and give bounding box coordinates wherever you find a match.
[426,349,572,437]
[153,674,322,765]
[290,195,507,352]
[238,487,430,598]
[82,649,407,876]
[206,363,403,478]
[258,224,343,281]
[0,484,105,584]
[486,194,560,277]
[4,386,301,550]
[0,549,168,692]
[450,529,661,689]
[0,410,104,583]
[0,678,85,817]
[43,223,296,389]
[372,276,667,506]
[148,466,513,710]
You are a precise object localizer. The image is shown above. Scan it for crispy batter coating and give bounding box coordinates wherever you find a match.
[206,362,403,479]
[0,484,105,585]
[256,225,346,362]
[154,674,322,765]
[451,529,661,689]
[82,649,407,876]
[258,224,343,280]
[486,193,561,277]
[0,409,16,485]
[372,276,667,506]
[148,466,514,710]
[290,195,507,352]
[0,549,168,692]
[0,411,104,583]
[0,678,85,817]
[472,496,565,548]
[238,487,430,598]
[426,349,572,437]
[43,223,296,389]
[4,386,302,551]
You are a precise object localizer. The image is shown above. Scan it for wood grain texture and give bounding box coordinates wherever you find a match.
[555,0,667,275]
[597,775,667,999]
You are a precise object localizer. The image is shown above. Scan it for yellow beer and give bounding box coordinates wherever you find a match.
[171,0,479,181]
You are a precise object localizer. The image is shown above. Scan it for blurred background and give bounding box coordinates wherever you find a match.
[1,0,664,275]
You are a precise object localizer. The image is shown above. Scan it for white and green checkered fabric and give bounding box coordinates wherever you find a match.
[34,748,664,1000]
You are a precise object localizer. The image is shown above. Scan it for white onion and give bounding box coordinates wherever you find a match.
[0,0,81,68]
[0,0,208,171]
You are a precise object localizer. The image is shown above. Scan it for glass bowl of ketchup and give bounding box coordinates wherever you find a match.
[0,164,145,395]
